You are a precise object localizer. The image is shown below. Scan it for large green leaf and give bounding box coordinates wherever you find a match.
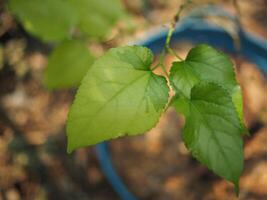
[44,40,94,89]
[181,82,243,192]
[69,0,124,39]
[8,0,77,42]
[170,44,245,131]
[67,46,169,152]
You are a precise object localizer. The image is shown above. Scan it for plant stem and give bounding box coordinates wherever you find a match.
[167,47,183,60]
[159,49,169,76]
[152,0,192,73]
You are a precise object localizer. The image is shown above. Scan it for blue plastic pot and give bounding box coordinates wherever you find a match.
[95,7,267,200]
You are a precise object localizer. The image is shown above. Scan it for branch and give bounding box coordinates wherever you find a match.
[153,0,192,73]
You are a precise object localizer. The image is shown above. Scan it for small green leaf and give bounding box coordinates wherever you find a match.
[185,44,237,91]
[69,0,124,39]
[169,61,199,98]
[170,44,246,133]
[67,46,169,152]
[44,40,94,89]
[8,0,77,42]
[181,82,243,191]
[170,44,237,95]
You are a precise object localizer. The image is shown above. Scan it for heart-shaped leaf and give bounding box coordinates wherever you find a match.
[67,46,169,152]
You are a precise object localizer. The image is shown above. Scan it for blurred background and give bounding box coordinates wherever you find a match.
[0,0,267,199]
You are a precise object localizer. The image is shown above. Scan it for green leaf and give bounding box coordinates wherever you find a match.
[170,44,237,95]
[169,61,199,98]
[181,82,243,191]
[184,44,237,91]
[67,46,169,152]
[69,0,124,39]
[44,40,94,89]
[170,44,246,133]
[171,96,190,117]
[8,0,77,42]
